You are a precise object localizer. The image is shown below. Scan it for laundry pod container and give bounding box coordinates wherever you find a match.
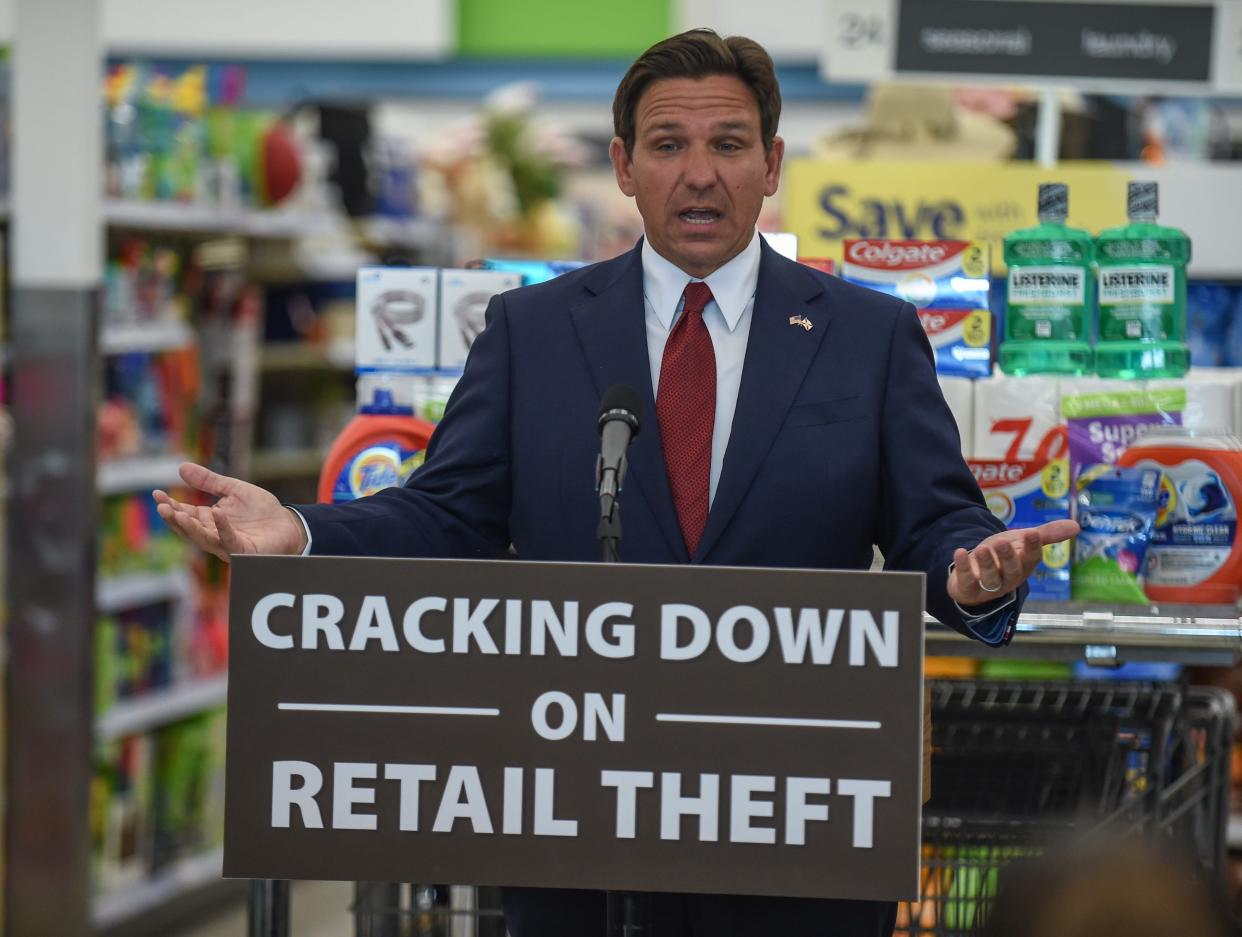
[1117,427,1242,604]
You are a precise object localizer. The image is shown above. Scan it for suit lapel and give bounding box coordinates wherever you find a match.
[569,244,689,561]
[694,243,831,561]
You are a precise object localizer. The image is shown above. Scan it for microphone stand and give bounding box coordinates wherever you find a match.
[596,457,651,937]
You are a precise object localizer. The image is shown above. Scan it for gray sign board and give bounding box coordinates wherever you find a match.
[224,556,925,901]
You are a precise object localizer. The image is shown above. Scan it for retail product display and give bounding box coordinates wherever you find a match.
[317,377,435,504]
[969,457,1072,601]
[438,269,522,373]
[96,604,175,713]
[841,239,992,378]
[480,257,587,285]
[354,266,439,373]
[1072,464,1164,603]
[1118,428,1242,605]
[99,492,187,577]
[1095,182,1191,379]
[104,63,298,209]
[1000,183,1094,376]
[971,375,1063,462]
[99,349,200,461]
[91,710,226,894]
[1062,387,1185,481]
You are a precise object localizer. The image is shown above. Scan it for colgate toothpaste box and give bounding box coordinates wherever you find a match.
[968,457,1072,602]
[842,239,992,378]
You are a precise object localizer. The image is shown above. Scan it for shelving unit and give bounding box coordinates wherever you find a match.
[96,674,228,742]
[92,847,227,932]
[96,454,189,495]
[249,447,329,482]
[100,319,195,356]
[96,568,193,614]
[925,601,1242,666]
[259,340,355,373]
[105,199,444,251]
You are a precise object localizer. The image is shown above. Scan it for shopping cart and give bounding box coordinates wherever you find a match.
[248,680,1235,937]
[896,680,1236,937]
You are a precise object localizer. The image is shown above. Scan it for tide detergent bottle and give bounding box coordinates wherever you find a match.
[318,375,437,504]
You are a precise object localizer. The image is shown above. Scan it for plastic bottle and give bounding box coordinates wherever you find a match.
[1116,426,1242,604]
[999,183,1093,376]
[317,376,437,504]
[1094,181,1191,379]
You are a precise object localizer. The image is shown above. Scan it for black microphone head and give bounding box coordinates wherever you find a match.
[598,384,643,437]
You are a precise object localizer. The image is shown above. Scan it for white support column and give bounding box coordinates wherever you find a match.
[8,1,101,934]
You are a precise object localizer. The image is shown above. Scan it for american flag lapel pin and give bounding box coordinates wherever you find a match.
[788,314,813,331]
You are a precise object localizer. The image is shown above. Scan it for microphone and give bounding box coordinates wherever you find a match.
[596,384,643,519]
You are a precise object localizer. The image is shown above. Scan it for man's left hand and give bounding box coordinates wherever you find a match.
[948,519,1081,608]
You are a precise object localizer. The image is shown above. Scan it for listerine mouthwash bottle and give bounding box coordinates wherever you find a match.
[999,183,1093,375]
[1094,181,1191,379]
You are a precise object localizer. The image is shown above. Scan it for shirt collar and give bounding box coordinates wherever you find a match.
[641,230,761,333]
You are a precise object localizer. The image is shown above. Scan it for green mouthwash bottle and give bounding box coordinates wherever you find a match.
[999,183,1093,375]
[1094,181,1190,379]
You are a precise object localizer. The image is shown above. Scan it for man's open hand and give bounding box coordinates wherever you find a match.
[153,462,309,562]
[948,519,1080,608]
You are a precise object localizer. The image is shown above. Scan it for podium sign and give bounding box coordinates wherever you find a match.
[224,556,925,901]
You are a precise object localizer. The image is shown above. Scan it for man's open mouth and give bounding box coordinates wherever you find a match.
[678,208,721,225]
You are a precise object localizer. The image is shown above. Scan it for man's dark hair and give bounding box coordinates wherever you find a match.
[612,28,781,155]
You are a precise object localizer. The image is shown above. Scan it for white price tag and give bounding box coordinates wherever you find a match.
[821,0,898,82]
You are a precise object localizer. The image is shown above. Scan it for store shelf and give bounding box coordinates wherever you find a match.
[249,447,327,481]
[104,199,442,249]
[260,340,355,372]
[92,847,224,931]
[925,600,1242,666]
[97,569,192,613]
[105,200,333,239]
[97,454,189,495]
[101,319,195,356]
[96,674,228,741]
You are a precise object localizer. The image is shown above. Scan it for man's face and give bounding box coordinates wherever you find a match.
[610,74,784,278]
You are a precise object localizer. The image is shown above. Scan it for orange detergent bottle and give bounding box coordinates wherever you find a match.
[1117,427,1242,604]
[317,378,437,504]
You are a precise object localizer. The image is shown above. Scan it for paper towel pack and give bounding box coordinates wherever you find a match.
[972,375,1060,460]
[1150,373,1235,434]
[937,376,974,456]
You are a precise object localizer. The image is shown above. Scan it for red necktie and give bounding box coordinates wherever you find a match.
[657,281,716,557]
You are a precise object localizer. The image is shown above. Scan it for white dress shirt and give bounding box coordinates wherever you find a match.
[642,231,760,506]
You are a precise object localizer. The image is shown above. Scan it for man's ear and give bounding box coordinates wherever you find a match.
[764,136,785,198]
[610,137,637,197]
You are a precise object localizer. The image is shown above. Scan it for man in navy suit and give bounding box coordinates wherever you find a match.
[157,28,1076,937]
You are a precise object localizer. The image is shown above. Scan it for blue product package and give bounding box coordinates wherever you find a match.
[1187,282,1234,367]
[1072,464,1164,604]
[968,457,1072,601]
[482,258,588,285]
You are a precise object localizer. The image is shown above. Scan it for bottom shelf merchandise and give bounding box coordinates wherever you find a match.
[90,708,227,899]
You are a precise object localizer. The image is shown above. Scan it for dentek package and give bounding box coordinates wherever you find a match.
[1072,464,1164,604]
[968,458,1072,601]
[438,269,522,373]
[355,266,438,373]
[842,239,992,378]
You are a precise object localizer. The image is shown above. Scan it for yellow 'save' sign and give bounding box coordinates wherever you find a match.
[783,160,1132,273]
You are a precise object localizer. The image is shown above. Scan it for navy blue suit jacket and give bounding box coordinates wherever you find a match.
[299,240,1023,643]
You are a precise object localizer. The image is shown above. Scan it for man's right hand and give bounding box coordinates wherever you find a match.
[153,462,309,562]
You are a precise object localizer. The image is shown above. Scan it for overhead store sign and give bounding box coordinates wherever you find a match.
[223,556,925,900]
[823,0,1242,92]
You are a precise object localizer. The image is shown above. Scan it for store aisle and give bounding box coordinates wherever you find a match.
[175,881,355,937]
